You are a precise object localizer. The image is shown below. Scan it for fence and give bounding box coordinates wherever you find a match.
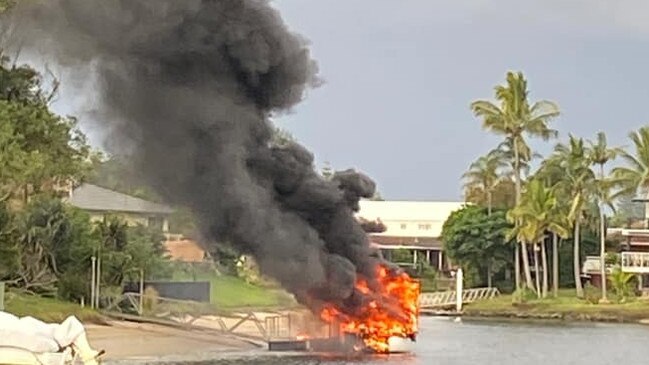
[123,281,211,303]
[101,292,300,341]
[419,287,500,309]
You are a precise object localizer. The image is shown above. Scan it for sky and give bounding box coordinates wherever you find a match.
[48,0,649,201]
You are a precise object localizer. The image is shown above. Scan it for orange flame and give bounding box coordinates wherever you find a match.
[319,265,421,353]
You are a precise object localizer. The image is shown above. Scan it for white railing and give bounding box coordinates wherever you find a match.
[621,252,649,273]
[419,287,499,309]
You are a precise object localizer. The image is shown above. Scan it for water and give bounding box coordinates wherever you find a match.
[213,317,649,365]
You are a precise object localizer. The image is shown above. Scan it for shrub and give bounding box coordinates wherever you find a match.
[512,288,536,305]
[610,266,636,303]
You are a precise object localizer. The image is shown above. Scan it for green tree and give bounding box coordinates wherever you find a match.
[462,150,508,215]
[508,179,569,297]
[587,131,621,302]
[545,136,595,298]
[612,126,649,199]
[0,101,91,204]
[441,205,513,289]
[96,217,170,290]
[471,71,560,291]
[465,177,516,209]
[0,201,18,280]
[10,197,98,296]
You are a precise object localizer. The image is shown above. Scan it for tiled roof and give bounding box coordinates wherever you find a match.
[65,183,173,215]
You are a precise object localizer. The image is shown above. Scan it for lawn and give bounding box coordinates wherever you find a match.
[465,289,649,322]
[4,291,105,324]
[172,271,297,310]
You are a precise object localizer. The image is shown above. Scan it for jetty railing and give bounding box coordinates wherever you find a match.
[419,287,500,309]
[101,292,297,341]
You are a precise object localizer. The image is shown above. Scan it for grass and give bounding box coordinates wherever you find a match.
[464,288,649,322]
[172,271,296,310]
[4,291,106,324]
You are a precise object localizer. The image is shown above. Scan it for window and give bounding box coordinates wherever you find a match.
[400,223,407,230]
[418,224,432,230]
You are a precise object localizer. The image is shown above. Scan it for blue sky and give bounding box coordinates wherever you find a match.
[51,0,649,201]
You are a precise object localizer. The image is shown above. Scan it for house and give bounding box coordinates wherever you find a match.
[65,183,173,232]
[357,200,466,271]
[606,195,649,291]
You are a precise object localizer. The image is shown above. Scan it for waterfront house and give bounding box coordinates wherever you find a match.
[356,200,465,272]
[65,183,173,232]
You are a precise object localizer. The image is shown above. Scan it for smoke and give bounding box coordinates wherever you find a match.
[6,0,386,312]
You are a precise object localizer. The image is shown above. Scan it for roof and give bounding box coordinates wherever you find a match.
[357,200,466,222]
[65,183,173,215]
[370,235,442,249]
[357,200,466,238]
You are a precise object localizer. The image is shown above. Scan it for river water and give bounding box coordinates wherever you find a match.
[214,317,649,365]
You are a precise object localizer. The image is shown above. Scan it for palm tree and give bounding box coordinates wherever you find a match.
[587,132,622,302]
[463,150,508,216]
[508,179,567,297]
[612,126,649,198]
[548,136,595,298]
[471,71,560,292]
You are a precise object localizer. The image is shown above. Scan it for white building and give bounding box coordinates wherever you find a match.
[357,200,466,271]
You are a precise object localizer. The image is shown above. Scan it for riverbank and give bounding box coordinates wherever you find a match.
[87,321,259,362]
[460,290,649,323]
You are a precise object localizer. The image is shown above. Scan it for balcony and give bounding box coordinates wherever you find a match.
[621,252,649,273]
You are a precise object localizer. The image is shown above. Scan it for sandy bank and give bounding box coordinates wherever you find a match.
[86,321,260,362]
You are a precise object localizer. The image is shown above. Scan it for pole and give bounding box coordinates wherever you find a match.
[600,210,609,303]
[90,256,96,309]
[139,268,144,315]
[95,255,101,309]
[456,268,463,312]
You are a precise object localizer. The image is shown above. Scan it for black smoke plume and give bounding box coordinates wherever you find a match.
[6,0,389,313]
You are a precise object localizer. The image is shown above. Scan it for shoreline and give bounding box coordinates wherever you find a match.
[86,320,260,363]
[421,308,649,325]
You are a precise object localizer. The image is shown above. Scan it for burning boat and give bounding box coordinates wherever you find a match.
[319,265,421,353]
[270,265,421,354]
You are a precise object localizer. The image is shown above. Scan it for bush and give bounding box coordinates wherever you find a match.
[142,286,160,314]
[512,288,536,305]
[419,264,438,292]
[610,266,636,303]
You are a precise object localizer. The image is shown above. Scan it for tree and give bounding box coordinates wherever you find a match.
[610,194,645,227]
[546,136,595,298]
[464,177,516,209]
[471,71,560,291]
[0,59,92,204]
[612,126,649,198]
[462,150,508,215]
[508,179,569,297]
[441,205,513,289]
[587,132,621,302]
[0,201,18,280]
